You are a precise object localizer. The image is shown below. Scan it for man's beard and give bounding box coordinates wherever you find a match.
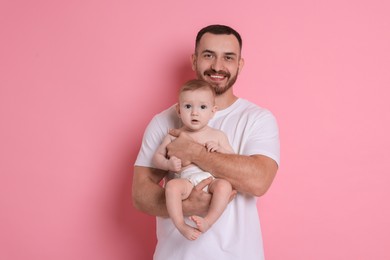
[199,69,239,96]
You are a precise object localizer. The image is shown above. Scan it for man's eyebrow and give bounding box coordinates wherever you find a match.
[202,49,216,54]
[201,50,238,56]
[224,52,238,56]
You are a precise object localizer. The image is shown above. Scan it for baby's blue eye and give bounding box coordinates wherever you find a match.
[184,104,191,109]
[201,105,207,109]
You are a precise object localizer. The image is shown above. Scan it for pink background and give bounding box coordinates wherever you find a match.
[1,0,389,259]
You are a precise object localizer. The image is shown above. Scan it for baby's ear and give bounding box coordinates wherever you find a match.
[212,105,218,113]
[175,103,181,118]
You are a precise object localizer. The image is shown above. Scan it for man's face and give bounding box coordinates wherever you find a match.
[192,33,244,95]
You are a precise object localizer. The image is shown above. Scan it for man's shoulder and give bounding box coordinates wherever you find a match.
[236,98,274,118]
[154,104,177,118]
[151,104,179,125]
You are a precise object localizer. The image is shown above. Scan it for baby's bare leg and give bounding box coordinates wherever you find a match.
[165,178,201,240]
[191,178,232,233]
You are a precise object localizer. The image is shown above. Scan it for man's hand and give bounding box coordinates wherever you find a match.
[167,156,182,172]
[182,177,213,217]
[182,177,237,217]
[167,129,203,167]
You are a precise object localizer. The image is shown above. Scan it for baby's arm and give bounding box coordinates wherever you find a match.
[152,135,182,172]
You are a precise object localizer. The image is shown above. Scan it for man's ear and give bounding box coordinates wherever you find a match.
[238,57,245,74]
[191,54,196,71]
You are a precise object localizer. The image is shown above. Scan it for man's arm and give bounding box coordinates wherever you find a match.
[132,166,168,216]
[132,166,213,217]
[196,152,277,196]
[167,130,278,197]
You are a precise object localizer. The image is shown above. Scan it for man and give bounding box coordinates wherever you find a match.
[133,24,280,260]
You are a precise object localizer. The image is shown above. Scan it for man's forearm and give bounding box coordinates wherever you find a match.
[191,143,278,196]
[132,166,211,217]
[132,166,169,217]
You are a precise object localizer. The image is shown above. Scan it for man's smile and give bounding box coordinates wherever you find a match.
[204,69,229,81]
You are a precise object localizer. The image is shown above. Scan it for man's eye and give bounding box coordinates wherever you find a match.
[225,56,234,61]
[184,104,191,109]
[201,105,207,109]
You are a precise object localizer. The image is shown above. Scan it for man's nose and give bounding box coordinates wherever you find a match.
[211,57,224,71]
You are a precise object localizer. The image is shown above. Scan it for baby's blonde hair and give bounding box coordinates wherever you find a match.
[179,79,216,98]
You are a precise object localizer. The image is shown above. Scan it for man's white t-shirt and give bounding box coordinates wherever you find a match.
[135,98,280,260]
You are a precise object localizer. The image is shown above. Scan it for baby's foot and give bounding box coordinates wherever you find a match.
[190,215,211,233]
[177,224,201,240]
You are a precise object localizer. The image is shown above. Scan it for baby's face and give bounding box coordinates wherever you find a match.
[177,89,216,131]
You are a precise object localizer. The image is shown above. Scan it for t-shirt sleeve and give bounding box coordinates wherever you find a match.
[135,106,180,168]
[243,110,280,166]
[135,115,168,168]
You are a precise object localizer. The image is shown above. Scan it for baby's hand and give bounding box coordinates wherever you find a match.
[205,141,220,153]
[168,156,182,172]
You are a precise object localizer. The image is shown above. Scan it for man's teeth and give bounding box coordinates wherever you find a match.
[210,75,224,79]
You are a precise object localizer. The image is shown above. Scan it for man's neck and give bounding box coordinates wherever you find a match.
[215,92,238,110]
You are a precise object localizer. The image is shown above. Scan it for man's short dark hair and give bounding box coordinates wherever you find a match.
[195,24,242,52]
